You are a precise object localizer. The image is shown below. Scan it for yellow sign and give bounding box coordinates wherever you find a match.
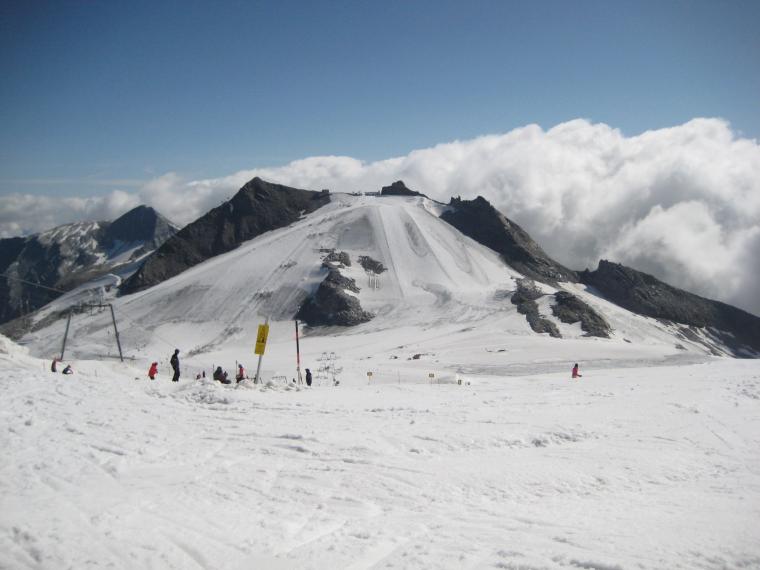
[254,323,270,355]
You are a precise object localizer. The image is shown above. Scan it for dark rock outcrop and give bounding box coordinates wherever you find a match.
[0,206,176,325]
[122,178,331,294]
[0,238,27,323]
[581,260,760,354]
[440,196,577,285]
[358,255,386,274]
[551,291,611,338]
[323,250,351,267]
[510,279,561,338]
[380,181,426,198]
[0,237,25,273]
[296,267,373,327]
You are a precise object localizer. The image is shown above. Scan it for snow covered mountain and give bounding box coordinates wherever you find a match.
[5,178,760,568]
[0,205,177,327]
[13,177,760,368]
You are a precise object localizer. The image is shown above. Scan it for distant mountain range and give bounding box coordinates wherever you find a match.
[0,205,177,325]
[5,178,760,359]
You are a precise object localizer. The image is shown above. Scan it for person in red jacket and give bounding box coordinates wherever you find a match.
[572,363,582,379]
[148,362,158,380]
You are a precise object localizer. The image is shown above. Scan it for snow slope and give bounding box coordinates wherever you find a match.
[17,194,731,372]
[1,335,759,569]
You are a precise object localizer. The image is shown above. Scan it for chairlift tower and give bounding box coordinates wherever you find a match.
[60,303,124,362]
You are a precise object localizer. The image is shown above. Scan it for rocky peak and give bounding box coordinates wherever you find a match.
[105,205,177,247]
[121,177,332,294]
[441,195,578,285]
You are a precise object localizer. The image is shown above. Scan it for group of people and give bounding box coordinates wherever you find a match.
[57,347,578,385]
[147,349,250,385]
[146,350,316,387]
[211,363,248,384]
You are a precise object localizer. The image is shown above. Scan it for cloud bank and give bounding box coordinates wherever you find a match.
[2,118,759,316]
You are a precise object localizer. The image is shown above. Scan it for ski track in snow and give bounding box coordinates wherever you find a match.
[2,345,760,569]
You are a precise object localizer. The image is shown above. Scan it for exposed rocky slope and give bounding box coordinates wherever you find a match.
[122,178,331,294]
[440,195,578,285]
[581,260,760,354]
[295,264,373,327]
[552,291,611,338]
[510,279,560,338]
[0,206,176,324]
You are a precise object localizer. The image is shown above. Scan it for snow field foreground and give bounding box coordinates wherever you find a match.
[2,340,759,570]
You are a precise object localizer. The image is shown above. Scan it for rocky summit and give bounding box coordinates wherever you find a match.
[121,178,331,294]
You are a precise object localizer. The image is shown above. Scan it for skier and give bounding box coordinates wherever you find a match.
[170,349,180,382]
[305,368,312,387]
[51,357,59,373]
[236,364,246,383]
[572,363,582,379]
[148,362,158,380]
[62,364,73,375]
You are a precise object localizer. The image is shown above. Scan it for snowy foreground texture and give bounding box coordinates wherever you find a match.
[2,335,759,570]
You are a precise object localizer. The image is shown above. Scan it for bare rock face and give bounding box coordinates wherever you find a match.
[104,205,176,252]
[122,177,331,294]
[296,267,373,327]
[580,260,760,355]
[323,250,351,267]
[510,279,561,338]
[440,196,577,286]
[552,291,611,338]
[358,255,386,274]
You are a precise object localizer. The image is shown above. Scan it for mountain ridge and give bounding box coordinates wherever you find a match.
[0,206,177,325]
[121,177,331,294]
[7,177,760,360]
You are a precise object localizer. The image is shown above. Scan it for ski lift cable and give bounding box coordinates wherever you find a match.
[109,308,178,353]
[0,273,68,295]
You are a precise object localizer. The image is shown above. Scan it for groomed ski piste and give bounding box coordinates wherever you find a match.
[2,194,760,569]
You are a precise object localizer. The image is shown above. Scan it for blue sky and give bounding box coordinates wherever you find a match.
[1,0,758,196]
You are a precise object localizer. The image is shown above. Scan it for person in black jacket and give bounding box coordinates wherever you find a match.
[305,368,312,387]
[170,349,180,382]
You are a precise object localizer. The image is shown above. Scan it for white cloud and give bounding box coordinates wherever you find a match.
[2,118,759,316]
[0,190,140,238]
